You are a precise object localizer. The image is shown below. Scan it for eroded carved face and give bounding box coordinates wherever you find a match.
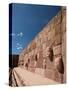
[46,47,53,61]
[46,47,51,57]
[54,56,64,74]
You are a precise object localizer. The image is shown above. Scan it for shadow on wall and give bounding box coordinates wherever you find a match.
[9,55,19,69]
[9,55,19,86]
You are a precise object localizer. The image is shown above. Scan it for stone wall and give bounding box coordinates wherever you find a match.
[18,7,66,83]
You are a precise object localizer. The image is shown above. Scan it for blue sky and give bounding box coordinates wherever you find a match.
[9,3,61,54]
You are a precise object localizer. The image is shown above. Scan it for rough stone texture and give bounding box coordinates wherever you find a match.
[53,45,62,56]
[18,7,66,83]
[12,67,59,86]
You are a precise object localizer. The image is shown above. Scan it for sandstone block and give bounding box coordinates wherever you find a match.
[35,68,45,76]
[50,18,55,29]
[54,34,61,45]
[55,24,61,35]
[44,69,55,80]
[53,44,62,56]
[47,28,55,41]
[61,15,66,33]
[54,12,61,26]
[42,24,50,35]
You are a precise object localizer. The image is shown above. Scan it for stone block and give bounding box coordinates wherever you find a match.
[54,11,61,26]
[29,67,35,72]
[53,44,62,56]
[42,34,48,43]
[44,69,55,80]
[61,15,66,33]
[54,34,61,45]
[62,7,66,17]
[42,24,50,35]
[35,68,45,76]
[53,69,63,83]
[47,28,55,41]
[55,24,61,35]
[42,42,47,50]
[50,18,55,29]
[57,11,62,23]
[36,38,41,48]
[42,42,47,57]
[36,50,43,68]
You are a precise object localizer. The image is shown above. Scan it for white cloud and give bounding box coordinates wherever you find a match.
[10,32,23,37]
[16,43,22,47]
[17,32,23,37]
[16,46,23,50]
[16,43,23,50]
[17,43,20,46]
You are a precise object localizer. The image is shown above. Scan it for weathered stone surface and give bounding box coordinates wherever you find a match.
[61,15,66,33]
[35,68,45,76]
[42,43,47,57]
[42,24,50,35]
[44,69,55,80]
[36,50,43,68]
[53,45,62,56]
[54,34,61,45]
[55,24,61,35]
[54,11,62,26]
[54,56,64,74]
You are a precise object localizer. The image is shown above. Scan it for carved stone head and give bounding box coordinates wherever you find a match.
[46,47,53,61]
[54,56,64,74]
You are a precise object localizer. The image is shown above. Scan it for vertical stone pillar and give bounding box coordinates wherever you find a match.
[36,48,43,68]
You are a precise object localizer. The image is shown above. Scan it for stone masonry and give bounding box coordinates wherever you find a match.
[18,7,66,83]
